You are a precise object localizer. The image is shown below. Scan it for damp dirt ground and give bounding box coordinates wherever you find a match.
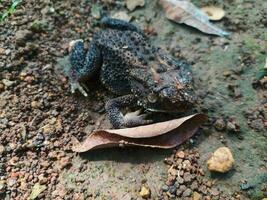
[0,0,266,199]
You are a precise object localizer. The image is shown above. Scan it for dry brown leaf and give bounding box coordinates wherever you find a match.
[72,113,207,152]
[201,6,225,21]
[112,11,132,22]
[159,0,229,37]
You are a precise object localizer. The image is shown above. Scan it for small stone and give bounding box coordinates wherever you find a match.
[190,180,198,190]
[234,87,242,98]
[169,185,177,194]
[139,186,150,199]
[31,101,40,109]
[0,48,5,55]
[223,70,233,77]
[9,156,19,166]
[15,30,32,46]
[57,157,71,170]
[182,188,192,197]
[206,180,212,187]
[176,188,183,196]
[250,119,265,131]
[0,145,5,155]
[166,191,175,198]
[38,174,48,184]
[9,142,17,150]
[112,11,132,22]
[207,147,234,173]
[5,49,11,55]
[42,124,53,134]
[179,185,187,192]
[183,160,191,167]
[214,118,225,131]
[126,0,145,11]
[201,6,225,21]
[2,79,15,88]
[166,175,176,186]
[183,172,192,183]
[7,178,17,187]
[0,180,6,194]
[161,185,169,192]
[20,180,28,191]
[226,118,240,133]
[176,151,185,158]
[52,184,67,198]
[24,75,35,84]
[177,176,184,184]
[168,166,178,176]
[0,83,4,91]
[192,191,201,200]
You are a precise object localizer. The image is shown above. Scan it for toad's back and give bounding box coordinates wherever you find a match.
[93,29,155,67]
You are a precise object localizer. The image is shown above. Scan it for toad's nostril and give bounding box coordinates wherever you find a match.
[148,93,158,103]
[188,95,197,104]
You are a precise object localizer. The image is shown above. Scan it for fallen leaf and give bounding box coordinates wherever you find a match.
[112,11,132,22]
[201,6,225,21]
[72,113,207,152]
[30,183,47,200]
[159,0,230,37]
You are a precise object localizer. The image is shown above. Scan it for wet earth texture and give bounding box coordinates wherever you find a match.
[0,0,266,199]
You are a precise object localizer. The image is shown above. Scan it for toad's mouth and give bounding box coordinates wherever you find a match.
[145,101,192,114]
[146,108,181,113]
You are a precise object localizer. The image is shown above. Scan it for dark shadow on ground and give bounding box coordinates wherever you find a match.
[80,147,172,163]
[210,170,236,180]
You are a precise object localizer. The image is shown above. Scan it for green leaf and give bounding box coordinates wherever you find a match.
[256,68,267,80]
[91,4,101,19]
[0,0,22,22]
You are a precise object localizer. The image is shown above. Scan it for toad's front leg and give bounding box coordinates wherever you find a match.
[68,40,102,96]
[105,94,152,128]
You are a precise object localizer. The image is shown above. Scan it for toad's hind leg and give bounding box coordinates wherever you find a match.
[101,62,152,128]
[100,17,144,35]
[105,95,152,128]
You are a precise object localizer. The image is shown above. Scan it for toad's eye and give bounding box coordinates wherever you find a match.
[148,93,158,103]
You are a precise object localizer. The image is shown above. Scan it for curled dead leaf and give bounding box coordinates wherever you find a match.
[201,6,225,21]
[159,0,229,37]
[112,11,132,22]
[72,113,207,152]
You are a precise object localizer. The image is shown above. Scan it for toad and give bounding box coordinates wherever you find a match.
[67,17,196,128]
